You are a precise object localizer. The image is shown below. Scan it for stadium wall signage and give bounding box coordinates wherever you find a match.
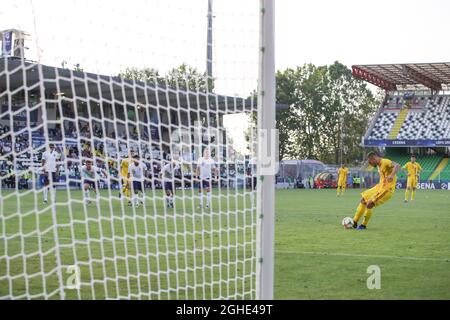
[364,139,450,147]
[396,181,450,190]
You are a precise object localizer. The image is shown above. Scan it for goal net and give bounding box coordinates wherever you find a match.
[0,0,275,299]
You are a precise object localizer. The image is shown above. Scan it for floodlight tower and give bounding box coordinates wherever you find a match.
[339,115,344,165]
[206,0,214,82]
[0,29,30,59]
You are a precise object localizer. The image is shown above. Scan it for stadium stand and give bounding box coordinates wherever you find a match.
[0,114,165,190]
[367,111,398,140]
[388,108,408,139]
[429,157,450,180]
[397,96,450,140]
[438,158,450,180]
[355,63,450,187]
[366,94,450,141]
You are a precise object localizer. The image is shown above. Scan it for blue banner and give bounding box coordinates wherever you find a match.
[2,31,12,56]
[364,139,450,147]
[395,181,450,190]
[32,137,79,148]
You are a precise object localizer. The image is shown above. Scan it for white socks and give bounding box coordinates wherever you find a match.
[85,189,90,200]
[199,193,204,207]
[199,192,211,207]
[135,193,144,205]
[166,194,173,207]
[43,187,48,201]
[43,187,56,202]
[50,188,56,203]
[206,192,211,207]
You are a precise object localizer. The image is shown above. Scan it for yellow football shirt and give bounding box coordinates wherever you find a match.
[377,158,397,191]
[338,167,349,181]
[120,158,131,177]
[403,162,422,177]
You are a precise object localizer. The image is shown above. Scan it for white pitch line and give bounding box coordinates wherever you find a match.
[281,211,450,219]
[3,235,450,262]
[277,250,450,262]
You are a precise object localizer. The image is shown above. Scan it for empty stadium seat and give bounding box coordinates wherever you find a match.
[367,111,398,140]
[398,97,450,140]
[367,94,450,140]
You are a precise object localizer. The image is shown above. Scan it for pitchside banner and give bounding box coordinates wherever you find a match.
[396,181,450,190]
[2,31,13,56]
[364,139,450,147]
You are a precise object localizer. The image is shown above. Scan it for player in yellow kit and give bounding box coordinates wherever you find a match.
[402,155,422,203]
[337,164,349,196]
[351,151,400,230]
[120,154,132,205]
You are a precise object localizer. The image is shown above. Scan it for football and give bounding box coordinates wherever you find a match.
[342,217,354,229]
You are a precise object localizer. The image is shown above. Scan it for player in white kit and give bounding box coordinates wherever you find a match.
[160,159,180,208]
[41,143,60,203]
[196,148,218,209]
[247,157,257,206]
[81,159,107,204]
[130,154,146,207]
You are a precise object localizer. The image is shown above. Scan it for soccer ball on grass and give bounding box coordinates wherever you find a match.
[342,217,354,229]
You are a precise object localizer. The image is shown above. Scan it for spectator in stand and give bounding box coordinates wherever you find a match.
[6,165,15,188]
[93,125,103,138]
[81,143,93,159]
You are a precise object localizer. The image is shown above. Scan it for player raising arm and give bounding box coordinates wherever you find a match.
[351,151,400,230]
[196,148,219,209]
[402,155,422,203]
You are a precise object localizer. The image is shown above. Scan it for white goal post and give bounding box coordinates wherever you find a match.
[256,0,276,300]
[0,0,275,300]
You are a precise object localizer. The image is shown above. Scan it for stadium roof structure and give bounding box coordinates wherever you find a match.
[352,62,450,92]
[0,57,258,113]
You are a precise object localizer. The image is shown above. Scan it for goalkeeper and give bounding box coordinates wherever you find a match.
[120,153,132,206]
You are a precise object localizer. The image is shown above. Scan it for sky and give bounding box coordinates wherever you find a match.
[276,0,450,69]
[2,0,450,92]
[0,0,260,96]
[1,0,450,154]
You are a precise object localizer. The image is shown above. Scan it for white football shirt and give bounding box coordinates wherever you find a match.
[130,162,146,182]
[42,150,59,173]
[81,165,97,179]
[248,157,257,176]
[197,157,216,180]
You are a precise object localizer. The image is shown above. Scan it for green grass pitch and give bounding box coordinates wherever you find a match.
[1,188,449,299]
[275,188,450,299]
[1,188,256,300]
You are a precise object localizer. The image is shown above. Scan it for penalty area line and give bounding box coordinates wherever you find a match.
[277,250,450,262]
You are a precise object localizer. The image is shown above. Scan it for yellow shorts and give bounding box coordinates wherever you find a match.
[361,185,394,207]
[407,176,418,188]
[338,179,346,188]
[121,176,130,186]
